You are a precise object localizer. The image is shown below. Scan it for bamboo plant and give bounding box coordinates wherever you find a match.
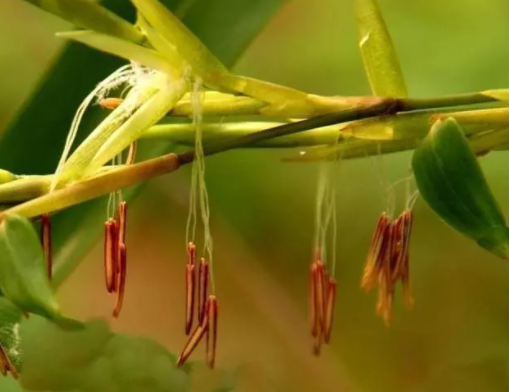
[1,0,509,390]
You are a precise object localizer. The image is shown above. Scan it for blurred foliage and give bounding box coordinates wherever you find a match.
[3,1,509,392]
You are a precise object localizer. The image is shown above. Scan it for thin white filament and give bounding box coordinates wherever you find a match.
[51,64,135,192]
[187,77,215,292]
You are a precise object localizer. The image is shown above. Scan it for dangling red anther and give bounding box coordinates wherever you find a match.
[113,243,127,318]
[104,219,118,294]
[198,258,209,325]
[185,243,196,335]
[314,260,326,331]
[309,262,318,337]
[177,316,209,367]
[393,210,414,309]
[117,202,128,246]
[40,214,52,280]
[205,295,218,369]
[310,259,327,355]
[324,278,337,344]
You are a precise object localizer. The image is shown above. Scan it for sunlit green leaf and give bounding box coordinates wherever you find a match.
[354,0,407,97]
[412,117,509,259]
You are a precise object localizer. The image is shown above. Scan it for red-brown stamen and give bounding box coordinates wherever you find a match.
[117,202,128,246]
[185,263,196,335]
[177,316,209,367]
[324,277,337,344]
[205,295,218,369]
[198,258,209,325]
[378,221,397,326]
[309,262,319,337]
[395,210,414,309]
[112,243,127,318]
[310,259,327,355]
[314,260,326,331]
[40,214,52,280]
[185,243,197,334]
[104,219,118,294]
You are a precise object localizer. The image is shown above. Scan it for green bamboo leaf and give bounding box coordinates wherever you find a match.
[57,30,175,76]
[0,214,61,318]
[412,117,509,259]
[22,0,142,43]
[354,0,407,97]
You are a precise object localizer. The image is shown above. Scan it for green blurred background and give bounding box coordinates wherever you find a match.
[3,0,509,391]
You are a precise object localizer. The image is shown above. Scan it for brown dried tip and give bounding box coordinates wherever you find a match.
[113,243,127,318]
[177,316,209,367]
[99,97,122,110]
[104,219,118,294]
[40,214,52,280]
[185,264,196,335]
[198,258,210,325]
[205,295,218,369]
[324,278,337,344]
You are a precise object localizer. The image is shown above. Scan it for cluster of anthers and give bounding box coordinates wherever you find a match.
[362,208,414,325]
[177,242,218,368]
[103,200,128,318]
[309,251,337,355]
